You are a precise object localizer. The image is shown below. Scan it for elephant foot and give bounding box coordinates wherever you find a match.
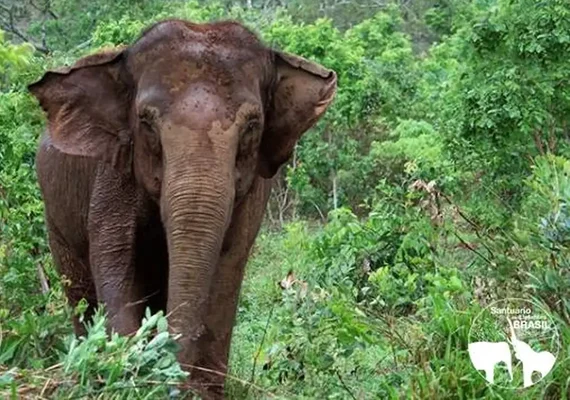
[183,379,224,400]
[187,364,226,399]
[176,337,227,398]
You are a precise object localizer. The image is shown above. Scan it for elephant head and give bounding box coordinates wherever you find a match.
[29,19,336,372]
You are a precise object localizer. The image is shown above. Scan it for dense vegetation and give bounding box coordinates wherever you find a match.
[1,0,569,398]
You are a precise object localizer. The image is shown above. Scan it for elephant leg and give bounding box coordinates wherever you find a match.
[189,256,249,399]
[46,222,96,336]
[190,177,271,398]
[523,368,533,387]
[88,165,145,335]
[484,367,494,384]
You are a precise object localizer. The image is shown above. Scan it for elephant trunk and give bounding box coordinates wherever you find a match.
[161,146,235,367]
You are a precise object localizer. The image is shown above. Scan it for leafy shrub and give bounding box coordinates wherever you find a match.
[0,37,51,313]
[520,155,570,322]
[0,309,188,399]
[0,31,34,90]
[91,16,145,47]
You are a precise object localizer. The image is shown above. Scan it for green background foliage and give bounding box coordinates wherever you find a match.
[0,0,568,398]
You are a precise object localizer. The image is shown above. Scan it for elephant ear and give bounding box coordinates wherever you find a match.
[258,51,337,178]
[28,49,132,169]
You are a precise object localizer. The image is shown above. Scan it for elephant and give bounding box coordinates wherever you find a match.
[507,317,555,387]
[29,19,336,398]
[468,341,513,384]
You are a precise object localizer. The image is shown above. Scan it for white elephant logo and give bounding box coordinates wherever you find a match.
[507,317,556,388]
[468,298,559,389]
[468,341,513,384]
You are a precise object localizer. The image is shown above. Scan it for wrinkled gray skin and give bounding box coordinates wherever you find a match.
[30,19,336,398]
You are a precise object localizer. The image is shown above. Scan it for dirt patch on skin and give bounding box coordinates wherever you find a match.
[125,19,274,135]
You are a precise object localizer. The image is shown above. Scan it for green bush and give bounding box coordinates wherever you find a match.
[0,309,188,399]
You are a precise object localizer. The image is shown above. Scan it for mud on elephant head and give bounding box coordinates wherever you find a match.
[29,19,336,397]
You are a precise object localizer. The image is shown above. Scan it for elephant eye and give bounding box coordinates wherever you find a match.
[242,118,260,137]
[138,106,160,132]
[140,118,153,132]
